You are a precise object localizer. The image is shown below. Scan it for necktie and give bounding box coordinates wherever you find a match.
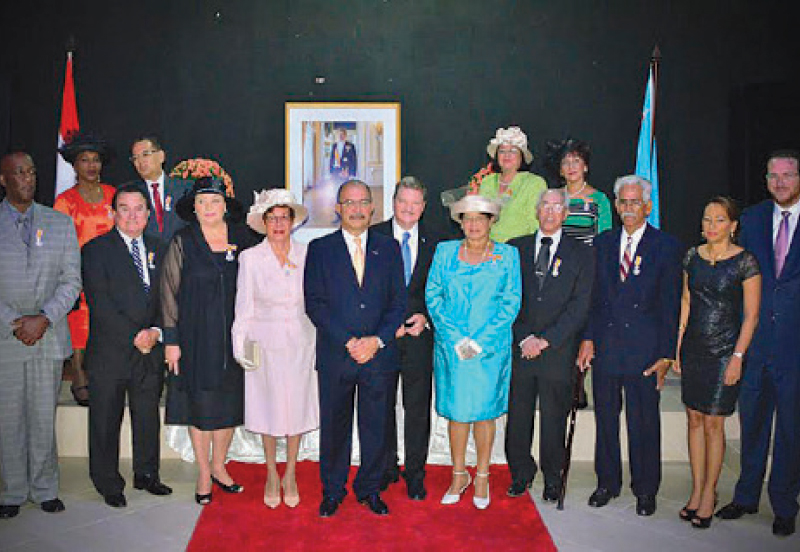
[353,236,365,285]
[17,214,31,247]
[401,231,412,286]
[131,238,149,293]
[775,210,790,277]
[151,182,165,233]
[620,236,633,282]
[534,236,552,290]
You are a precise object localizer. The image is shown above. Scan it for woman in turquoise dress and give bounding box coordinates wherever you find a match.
[426,195,521,510]
[478,126,548,242]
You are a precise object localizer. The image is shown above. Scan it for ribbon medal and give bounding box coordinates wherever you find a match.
[225,244,237,262]
[147,252,156,270]
[633,255,642,276]
[552,258,561,277]
[35,228,44,247]
[165,196,172,212]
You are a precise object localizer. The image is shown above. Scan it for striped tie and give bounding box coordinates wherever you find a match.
[131,238,149,294]
[620,236,633,282]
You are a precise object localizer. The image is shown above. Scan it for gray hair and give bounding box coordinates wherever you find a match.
[393,176,427,201]
[613,175,652,202]
[337,179,373,203]
[535,187,568,211]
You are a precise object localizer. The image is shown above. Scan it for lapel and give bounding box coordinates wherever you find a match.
[362,229,381,289]
[758,203,778,280]
[607,227,624,291]
[0,202,30,257]
[770,202,800,281]
[111,229,149,298]
[410,222,432,287]
[541,233,569,291]
[26,204,49,269]
[333,230,362,289]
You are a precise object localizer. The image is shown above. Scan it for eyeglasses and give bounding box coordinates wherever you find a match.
[766,172,799,182]
[617,199,645,207]
[129,149,160,163]
[539,203,565,212]
[265,215,292,223]
[339,199,372,208]
[497,148,519,156]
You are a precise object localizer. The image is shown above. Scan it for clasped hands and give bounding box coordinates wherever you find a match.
[133,329,160,355]
[520,335,550,359]
[395,314,427,339]
[346,336,380,365]
[12,314,49,346]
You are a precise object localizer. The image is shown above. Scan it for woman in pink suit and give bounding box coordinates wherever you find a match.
[232,189,318,509]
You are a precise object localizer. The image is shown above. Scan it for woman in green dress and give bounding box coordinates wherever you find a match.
[478,126,547,243]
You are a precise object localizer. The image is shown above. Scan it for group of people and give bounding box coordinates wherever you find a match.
[0,128,798,540]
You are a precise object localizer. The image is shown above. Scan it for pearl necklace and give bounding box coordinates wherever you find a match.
[566,182,588,199]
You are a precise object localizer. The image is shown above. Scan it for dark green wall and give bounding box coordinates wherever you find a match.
[2,0,798,243]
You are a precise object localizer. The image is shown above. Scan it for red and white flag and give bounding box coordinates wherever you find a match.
[55,51,79,199]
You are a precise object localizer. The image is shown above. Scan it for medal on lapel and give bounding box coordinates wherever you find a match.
[35,228,44,247]
[633,255,642,276]
[225,244,237,262]
[165,196,172,212]
[552,258,561,277]
[147,252,156,270]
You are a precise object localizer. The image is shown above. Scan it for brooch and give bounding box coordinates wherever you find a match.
[225,244,238,262]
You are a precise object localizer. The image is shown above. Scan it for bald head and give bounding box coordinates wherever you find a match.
[0,152,37,210]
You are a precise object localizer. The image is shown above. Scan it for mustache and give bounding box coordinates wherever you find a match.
[348,214,367,220]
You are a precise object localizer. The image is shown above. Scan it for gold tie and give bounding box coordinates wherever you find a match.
[353,236,365,285]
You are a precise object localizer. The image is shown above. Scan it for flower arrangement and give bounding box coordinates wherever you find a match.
[467,163,496,195]
[170,158,235,197]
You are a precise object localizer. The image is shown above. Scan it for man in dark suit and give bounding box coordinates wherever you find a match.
[305,179,406,517]
[716,150,800,537]
[82,184,172,508]
[372,176,440,500]
[577,175,682,516]
[329,128,357,182]
[506,188,595,503]
[130,136,192,242]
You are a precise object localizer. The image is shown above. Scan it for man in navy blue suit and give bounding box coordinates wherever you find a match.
[716,150,800,537]
[304,180,406,517]
[578,175,682,517]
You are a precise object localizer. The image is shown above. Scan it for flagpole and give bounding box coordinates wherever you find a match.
[650,45,661,140]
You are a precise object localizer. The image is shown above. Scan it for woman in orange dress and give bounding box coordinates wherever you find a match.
[55,133,116,406]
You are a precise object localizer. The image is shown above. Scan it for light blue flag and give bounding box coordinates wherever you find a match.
[635,66,660,228]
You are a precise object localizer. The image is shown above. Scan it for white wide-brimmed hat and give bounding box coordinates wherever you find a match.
[246,189,308,234]
[449,194,502,222]
[486,126,534,164]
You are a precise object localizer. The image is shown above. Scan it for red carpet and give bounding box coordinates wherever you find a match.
[188,461,557,551]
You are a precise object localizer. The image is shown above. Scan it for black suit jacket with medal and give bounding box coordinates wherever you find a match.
[509,232,595,382]
[82,228,166,376]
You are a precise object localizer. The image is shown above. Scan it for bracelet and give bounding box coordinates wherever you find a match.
[732,351,744,359]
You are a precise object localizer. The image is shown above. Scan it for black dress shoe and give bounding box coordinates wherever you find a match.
[773,516,796,537]
[588,487,619,507]
[542,483,561,503]
[380,469,400,491]
[41,498,65,513]
[359,493,389,515]
[0,504,20,519]
[104,493,127,508]
[507,479,533,497]
[636,495,657,516]
[211,475,244,494]
[319,496,341,517]
[715,501,758,519]
[134,474,173,496]
[404,476,427,500]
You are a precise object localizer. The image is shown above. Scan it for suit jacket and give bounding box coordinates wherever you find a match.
[739,200,800,370]
[510,232,595,381]
[138,176,193,242]
[585,225,682,375]
[0,202,81,363]
[371,219,439,320]
[82,229,166,376]
[329,141,357,178]
[304,228,407,374]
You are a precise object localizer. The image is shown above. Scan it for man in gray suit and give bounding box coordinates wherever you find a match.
[0,152,81,519]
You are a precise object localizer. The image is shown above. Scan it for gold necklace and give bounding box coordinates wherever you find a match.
[707,243,731,266]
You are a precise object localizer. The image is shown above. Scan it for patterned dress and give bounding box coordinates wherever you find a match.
[562,189,612,246]
[54,184,116,349]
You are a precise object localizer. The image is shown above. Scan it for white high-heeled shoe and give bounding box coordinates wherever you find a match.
[473,472,490,510]
[441,470,471,505]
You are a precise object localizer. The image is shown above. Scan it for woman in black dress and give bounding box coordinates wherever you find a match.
[161,178,257,505]
[674,197,761,528]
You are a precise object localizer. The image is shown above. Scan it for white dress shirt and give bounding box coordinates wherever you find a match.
[146,172,165,209]
[534,228,563,269]
[772,199,800,250]
[392,219,419,272]
[619,223,648,265]
[118,229,151,287]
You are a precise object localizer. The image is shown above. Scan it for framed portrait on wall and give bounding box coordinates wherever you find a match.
[285,102,401,241]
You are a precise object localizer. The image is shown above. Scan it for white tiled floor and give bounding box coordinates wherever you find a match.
[0,456,796,551]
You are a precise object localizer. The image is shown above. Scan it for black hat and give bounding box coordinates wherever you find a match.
[175,177,244,223]
[58,132,114,165]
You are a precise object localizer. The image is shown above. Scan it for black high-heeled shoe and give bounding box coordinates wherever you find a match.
[211,475,244,494]
[679,506,697,521]
[195,492,212,506]
[692,515,712,529]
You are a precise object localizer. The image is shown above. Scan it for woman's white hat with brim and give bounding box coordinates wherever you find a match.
[449,194,502,222]
[486,126,534,164]
[246,189,308,234]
